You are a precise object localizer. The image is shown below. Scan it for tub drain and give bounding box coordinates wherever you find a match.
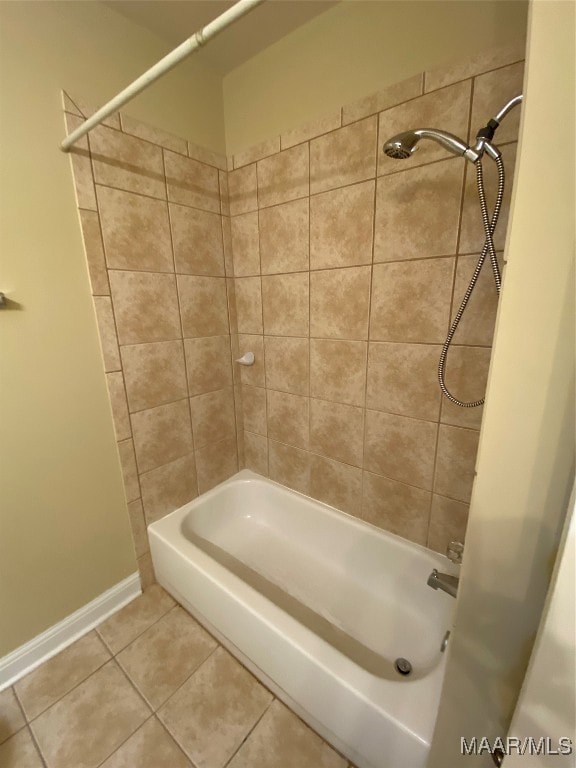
[394,658,412,676]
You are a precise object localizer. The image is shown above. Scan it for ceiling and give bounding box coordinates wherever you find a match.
[101,0,339,74]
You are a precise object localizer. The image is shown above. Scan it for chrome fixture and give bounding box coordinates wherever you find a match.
[446,541,464,565]
[440,630,451,653]
[427,569,459,598]
[394,657,413,676]
[383,94,523,408]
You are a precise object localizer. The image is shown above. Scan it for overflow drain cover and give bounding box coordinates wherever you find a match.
[394,658,412,676]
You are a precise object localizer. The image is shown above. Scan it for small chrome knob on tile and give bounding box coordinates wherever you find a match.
[446,541,464,564]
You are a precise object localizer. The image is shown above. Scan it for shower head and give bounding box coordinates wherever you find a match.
[383,128,480,162]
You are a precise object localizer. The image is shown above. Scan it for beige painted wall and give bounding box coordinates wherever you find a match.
[0,1,224,656]
[429,0,575,763]
[223,0,529,155]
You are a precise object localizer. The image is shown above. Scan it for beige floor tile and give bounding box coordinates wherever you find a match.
[15,631,111,721]
[96,584,175,654]
[99,716,192,768]
[117,607,217,711]
[228,699,347,768]
[0,688,25,744]
[31,660,150,768]
[158,647,273,768]
[0,727,44,768]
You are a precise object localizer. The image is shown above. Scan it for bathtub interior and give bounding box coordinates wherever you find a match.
[178,473,457,681]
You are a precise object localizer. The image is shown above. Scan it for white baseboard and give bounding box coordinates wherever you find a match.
[0,572,141,691]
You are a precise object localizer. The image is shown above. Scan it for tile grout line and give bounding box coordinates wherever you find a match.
[221,697,276,768]
[359,115,381,522]
[307,139,312,462]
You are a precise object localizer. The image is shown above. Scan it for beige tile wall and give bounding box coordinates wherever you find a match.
[65,95,236,588]
[229,48,524,554]
[66,44,524,582]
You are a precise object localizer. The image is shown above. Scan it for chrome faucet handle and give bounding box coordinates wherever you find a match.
[446,541,464,564]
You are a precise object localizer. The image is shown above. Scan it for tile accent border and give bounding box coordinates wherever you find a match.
[0,573,140,691]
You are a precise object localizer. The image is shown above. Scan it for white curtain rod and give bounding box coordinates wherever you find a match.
[60,0,265,152]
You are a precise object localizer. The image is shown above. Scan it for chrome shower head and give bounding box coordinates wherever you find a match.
[383,128,479,162]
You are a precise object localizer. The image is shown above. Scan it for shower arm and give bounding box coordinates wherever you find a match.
[473,94,523,157]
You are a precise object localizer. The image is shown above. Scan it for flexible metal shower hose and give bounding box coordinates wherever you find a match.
[438,155,505,407]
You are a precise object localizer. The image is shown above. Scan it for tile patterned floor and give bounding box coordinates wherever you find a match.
[0,585,356,768]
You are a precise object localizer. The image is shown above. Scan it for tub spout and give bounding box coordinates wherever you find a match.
[427,569,459,598]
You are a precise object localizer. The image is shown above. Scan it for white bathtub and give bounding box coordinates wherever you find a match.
[148,470,457,768]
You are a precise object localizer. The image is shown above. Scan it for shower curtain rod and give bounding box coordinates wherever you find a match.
[60,0,265,152]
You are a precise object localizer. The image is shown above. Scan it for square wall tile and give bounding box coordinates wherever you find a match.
[190,387,236,448]
[310,180,375,269]
[164,151,220,213]
[257,143,309,208]
[90,125,165,199]
[237,334,265,387]
[184,336,232,396]
[310,267,371,340]
[219,171,230,217]
[127,499,148,558]
[120,114,187,154]
[97,186,173,272]
[364,409,438,490]
[342,74,423,125]
[117,439,141,503]
[106,371,132,441]
[434,424,480,502]
[195,437,238,494]
[262,273,309,336]
[259,198,309,274]
[234,136,280,169]
[241,385,267,436]
[374,159,464,262]
[117,607,216,710]
[121,341,187,413]
[230,212,260,276]
[30,661,150,768]
[177,275,229,338]
[310,399,364,467]
[228,164,258,215]
[309,455,362,517]
[131,399,193,474]
[235,277,263,334]
[157,647,272,768]
[459,142,517,254]
[469,62,524,145]
[378,80,471,176]
[109,271,181,345]
[65,113,97,210]
[266,390,309,450]
[370,258,454,343]
[268,440,310,495]
[140,454,198,525]
[281,110,341,150]
[366,342,441,421]
[428,494,470,554]
[264,336,309,395]
[244,432,268,476]
[439,346,491,429]
[450,253,502,346]
[425,41,525,93]
[138,552,156,589]
[93,296,121,371]
[170,204,224,276]
[362,472,431,545]
[79,209,109,295]
[310,116,377,195]
[310,339,367,406]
